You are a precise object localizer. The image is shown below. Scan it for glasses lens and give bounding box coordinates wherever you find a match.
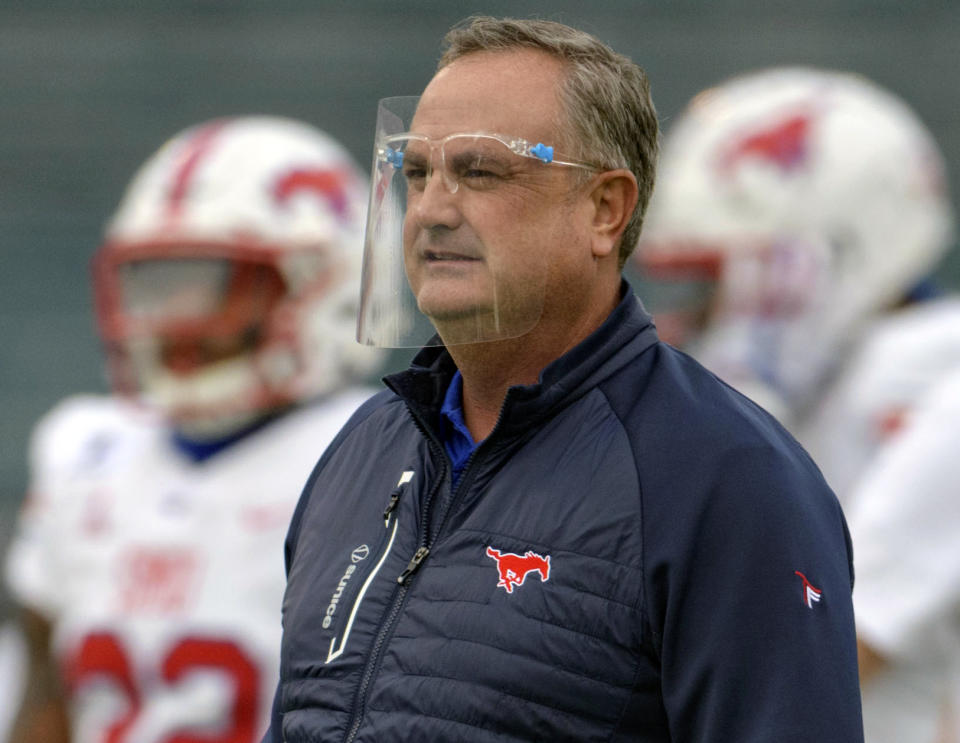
[395,136,430,191]
[387,134,519,193]
[441,135,515,190]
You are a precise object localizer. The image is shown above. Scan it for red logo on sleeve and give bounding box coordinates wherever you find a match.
[486,547,551,594]
[795,571,822,608]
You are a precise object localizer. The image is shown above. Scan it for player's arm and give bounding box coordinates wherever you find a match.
[847,372,960,694]
[857,635,888,685]
[5,399,104,743]
[8,606,69,743]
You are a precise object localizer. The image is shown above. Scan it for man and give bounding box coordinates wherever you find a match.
[5,116,385,741]
[268,18,863,741]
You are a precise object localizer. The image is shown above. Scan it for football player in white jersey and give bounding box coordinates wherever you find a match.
[0,591,26,743]
[632,67,958,742]
[847,368,960,743]
[799,294,960,500]
[4,116,386,742]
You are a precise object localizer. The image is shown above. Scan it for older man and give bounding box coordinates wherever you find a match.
[267,17,863,742]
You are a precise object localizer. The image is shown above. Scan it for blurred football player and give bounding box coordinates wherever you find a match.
[633,67,959,743]
[634,66,956,433]
[4,116,386,742]
[846,367,960,743]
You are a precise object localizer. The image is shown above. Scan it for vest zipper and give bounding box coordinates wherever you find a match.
[342,396,507,742]
[342,431,446,743]
[397,546,430,584]
[326,471,412,664]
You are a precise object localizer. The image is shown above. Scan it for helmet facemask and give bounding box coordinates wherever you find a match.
[95,242,329,439]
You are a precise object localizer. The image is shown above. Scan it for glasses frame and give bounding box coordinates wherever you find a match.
[378,131,599,193]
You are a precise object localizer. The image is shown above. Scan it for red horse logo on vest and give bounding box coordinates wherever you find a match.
[486,546,551,594]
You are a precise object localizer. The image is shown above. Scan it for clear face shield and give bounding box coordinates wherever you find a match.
[357,96,596,348]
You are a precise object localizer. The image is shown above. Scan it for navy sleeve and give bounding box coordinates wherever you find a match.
[644,442,863,741]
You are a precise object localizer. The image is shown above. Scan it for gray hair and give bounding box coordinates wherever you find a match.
[439,16,659,267]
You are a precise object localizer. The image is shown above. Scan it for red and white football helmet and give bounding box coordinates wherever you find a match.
[635,67,955,423]
[94,116,385,438]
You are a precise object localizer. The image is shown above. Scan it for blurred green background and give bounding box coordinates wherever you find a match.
[2,0,959,560]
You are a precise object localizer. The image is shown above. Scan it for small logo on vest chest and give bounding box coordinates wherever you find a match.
[486,546,551,594]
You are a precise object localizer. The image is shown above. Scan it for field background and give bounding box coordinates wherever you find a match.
[2,0,958,596]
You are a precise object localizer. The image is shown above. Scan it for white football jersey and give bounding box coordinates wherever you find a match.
[798,297,960,504]
[0,620,26,743]
[845,369,960,743]
[4,389,375,743]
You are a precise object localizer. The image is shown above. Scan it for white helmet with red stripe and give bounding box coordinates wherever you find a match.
[635,67,955,423]
[94,116,385,438]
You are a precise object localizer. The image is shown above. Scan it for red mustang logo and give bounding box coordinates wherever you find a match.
[486,546,551,594]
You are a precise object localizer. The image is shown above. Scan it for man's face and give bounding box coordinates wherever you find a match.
[402,49,593,344]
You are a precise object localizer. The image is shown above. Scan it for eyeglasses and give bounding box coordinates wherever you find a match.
[378,131,599,193]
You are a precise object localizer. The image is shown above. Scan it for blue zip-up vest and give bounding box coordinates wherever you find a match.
[267,284,863,742]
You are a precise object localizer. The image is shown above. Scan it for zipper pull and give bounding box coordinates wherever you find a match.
[397,546,430,585]
[382,491,401,525]
[383,470,414,526]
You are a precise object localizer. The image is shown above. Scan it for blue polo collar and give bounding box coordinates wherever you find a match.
[439,370,479,487]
